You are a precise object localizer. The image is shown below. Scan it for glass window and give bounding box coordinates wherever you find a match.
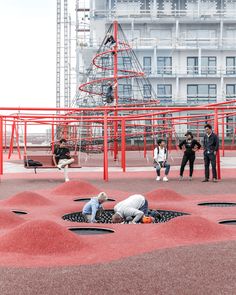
[187,85,198,96]
[187,84,217,104]
[122,57,132,70]
[101,56,109,68]
[202,57,216,75]
[187,57,198,74]
[157,57,172,75]
[226,84,236,100]
[119,84,132,100]
[157,84,172,104]
[143,84,151,98]
[226,57,236,75]
[143,57,152,75]
[150,29,172,46]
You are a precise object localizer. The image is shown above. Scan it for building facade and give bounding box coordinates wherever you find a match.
[77,0,236,105]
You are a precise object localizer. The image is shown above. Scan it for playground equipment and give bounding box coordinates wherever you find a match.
[1,22,236,181]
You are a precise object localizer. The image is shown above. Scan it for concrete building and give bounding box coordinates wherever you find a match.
[76,0,236,135]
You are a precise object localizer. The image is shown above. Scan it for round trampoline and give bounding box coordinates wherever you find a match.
[69,227,114,235]
[62,209,188,224]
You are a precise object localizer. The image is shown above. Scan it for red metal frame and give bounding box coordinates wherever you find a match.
[1,103,236,180]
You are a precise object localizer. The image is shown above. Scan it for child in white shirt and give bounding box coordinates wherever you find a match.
[154,139,170,182]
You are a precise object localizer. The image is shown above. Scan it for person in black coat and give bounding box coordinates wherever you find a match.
[179,131,201,180]
[202,124,219,182]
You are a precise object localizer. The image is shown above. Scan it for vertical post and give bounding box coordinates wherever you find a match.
[143,126,147,158]
[214,109,221,180]
[113,20,118,161]
[15,120,21,160]
[8,120,15,159]
[4,118,7,152]
[0,116,3,176]
[121,119,126,172]
[103,111,108,181]
[221,112,225,157]
[24,121,27,157]
[52,118,55,153]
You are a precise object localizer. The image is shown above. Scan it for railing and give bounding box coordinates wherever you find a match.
[144,66,236,77]
[187,97,217,105]
[92,9,236,20]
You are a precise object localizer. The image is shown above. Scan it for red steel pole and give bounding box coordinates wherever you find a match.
[113,20,118,161]
[8,120,15,159]
[103,111,108,181]
[15,120,21,160]
[0,116,3,175]
[221,112,225,157]
[51,119,55,153]
[143,127,147,158]
[214,109,221,180]
[121,119,126,172]
[4,118,7,152]
[24,121,27,157]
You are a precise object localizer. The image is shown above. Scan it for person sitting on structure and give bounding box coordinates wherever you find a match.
[154,139,170,182]
[104,32,116,52]
[112,194,153,224]
[104,82,117,104]
[52,138,75,182]
[82,192,108,223]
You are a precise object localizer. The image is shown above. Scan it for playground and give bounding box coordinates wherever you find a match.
[0,21,236,295]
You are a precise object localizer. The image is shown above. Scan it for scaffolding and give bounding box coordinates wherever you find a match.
[56,0,76,109]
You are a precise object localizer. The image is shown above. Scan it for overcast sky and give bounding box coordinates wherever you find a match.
[0,0,56,108]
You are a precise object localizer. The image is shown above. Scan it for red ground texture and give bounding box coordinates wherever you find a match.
[0,168,235,294]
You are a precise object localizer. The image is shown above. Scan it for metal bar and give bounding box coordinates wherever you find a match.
[103,111,108,181]
[113,20,119,161]
[121,119,126,172]
[214,109,221,180]
[0,117,3,175]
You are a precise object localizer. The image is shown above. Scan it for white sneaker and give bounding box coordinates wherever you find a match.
[156,176,161,181]
[57,165,62,170]
[163,176,168,182]
[65,178,70,182]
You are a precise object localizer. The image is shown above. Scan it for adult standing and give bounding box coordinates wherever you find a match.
[202,124,219,182]
[179,131,201,180]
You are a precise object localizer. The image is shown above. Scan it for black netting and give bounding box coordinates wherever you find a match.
[62,209,188,224]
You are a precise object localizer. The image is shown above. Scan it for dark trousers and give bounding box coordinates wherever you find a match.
[204,152,217,180]
[139,199,149,216]
[180,154,195,177]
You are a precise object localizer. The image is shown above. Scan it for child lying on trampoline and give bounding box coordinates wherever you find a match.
[112,194,155,224]
[82,192,108,223]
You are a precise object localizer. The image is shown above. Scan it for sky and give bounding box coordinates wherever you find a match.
[0,0,56,108]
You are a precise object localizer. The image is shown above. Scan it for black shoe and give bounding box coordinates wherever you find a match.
[202,179,209,182]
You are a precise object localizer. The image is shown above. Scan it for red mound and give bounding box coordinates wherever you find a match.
[3,191,53,206]
[145,189,185,202]
[52,180,100,196]
[0,220,84,255]
[157,216,232,242]
[0,210,25,228]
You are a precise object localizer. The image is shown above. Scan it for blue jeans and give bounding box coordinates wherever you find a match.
[156,161,170,176]
[139,199,149,216]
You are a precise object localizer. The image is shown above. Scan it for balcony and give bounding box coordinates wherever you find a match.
[92,9,236,21]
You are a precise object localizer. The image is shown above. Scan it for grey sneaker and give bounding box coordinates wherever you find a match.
[179,176,184,181]
[189,176,192,181]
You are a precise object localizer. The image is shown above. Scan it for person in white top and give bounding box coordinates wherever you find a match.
[154,139,170,182]
[112,194,150,224]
